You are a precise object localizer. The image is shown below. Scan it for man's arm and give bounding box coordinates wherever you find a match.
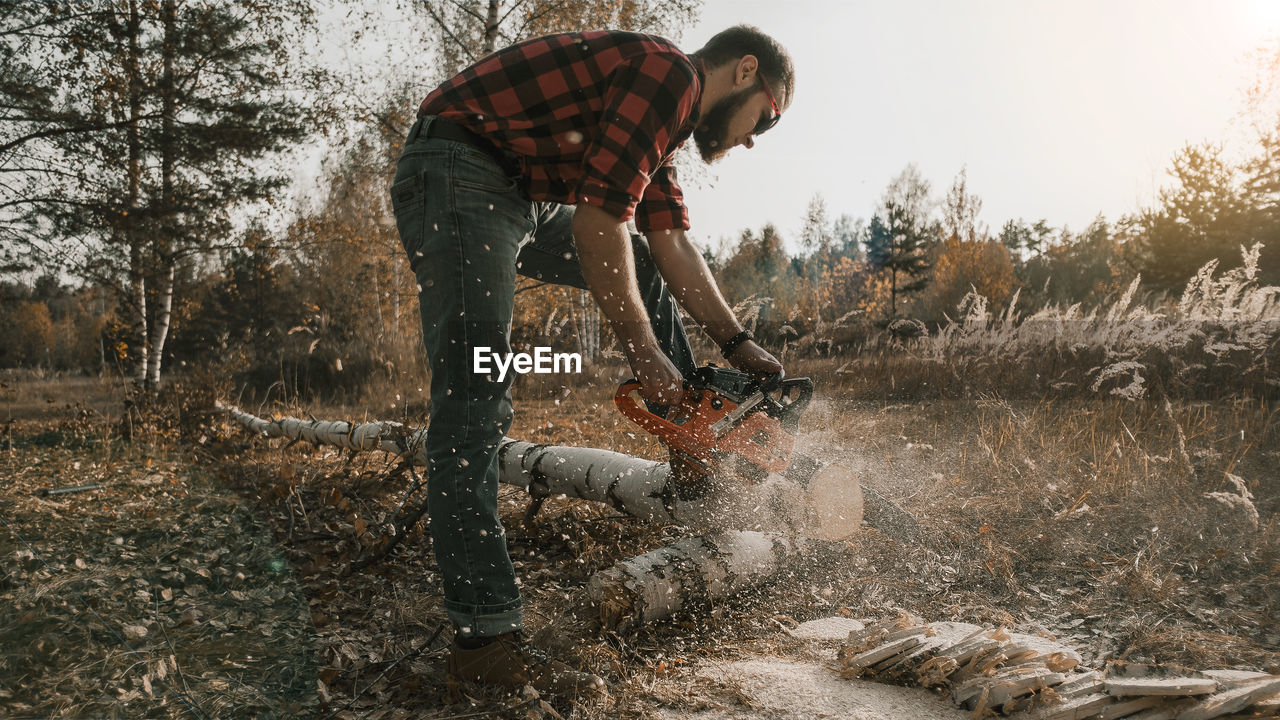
[645,228,783,376]
[572,203,685,404]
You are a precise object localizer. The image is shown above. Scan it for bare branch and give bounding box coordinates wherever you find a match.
[496,0,528,28]
[0,8,105,39]
[419,0,478,64]
[514,0,574,35]
[444,0,488,25]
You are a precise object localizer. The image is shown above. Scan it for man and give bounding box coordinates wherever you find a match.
[390,25,794,695]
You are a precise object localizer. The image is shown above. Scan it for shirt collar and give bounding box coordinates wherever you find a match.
[670,56,705,149]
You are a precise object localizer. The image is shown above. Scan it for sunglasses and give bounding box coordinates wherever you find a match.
[754,74,782,136]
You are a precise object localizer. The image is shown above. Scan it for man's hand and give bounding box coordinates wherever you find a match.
[630,346,686,405]
[726,340,783,378]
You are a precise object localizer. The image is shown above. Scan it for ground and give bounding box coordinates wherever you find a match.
[0,365,1275,719]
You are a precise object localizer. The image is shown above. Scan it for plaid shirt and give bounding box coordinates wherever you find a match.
[419,30,702,232]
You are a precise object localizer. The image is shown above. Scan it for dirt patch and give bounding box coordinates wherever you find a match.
[653,656,967,720]
[1,370,129,422]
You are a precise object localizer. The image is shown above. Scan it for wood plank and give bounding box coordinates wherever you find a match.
[1027,692,1115,720]
[1176,677,1280,720]
[1199,670,1273,689]
[844,636,924,670]
[1105,677,1219,697]
[1124,700,1199,720]
[1055,670,1107,699]
[1096,695,1169,719]
[1104,662,1220,697]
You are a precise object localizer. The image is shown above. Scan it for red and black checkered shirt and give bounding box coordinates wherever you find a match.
[419,30,703,232]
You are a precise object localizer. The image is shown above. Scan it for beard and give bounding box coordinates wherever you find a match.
[693,85,755,163]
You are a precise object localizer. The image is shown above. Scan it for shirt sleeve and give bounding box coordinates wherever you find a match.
[575,52,698,226]
[634,162,690,232]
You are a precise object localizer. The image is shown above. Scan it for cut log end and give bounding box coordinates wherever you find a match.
[586,567,641,630]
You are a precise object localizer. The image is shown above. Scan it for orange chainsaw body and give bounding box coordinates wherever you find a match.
[614,365,812,481]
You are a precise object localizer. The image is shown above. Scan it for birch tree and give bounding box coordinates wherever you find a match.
[1,1,325,390]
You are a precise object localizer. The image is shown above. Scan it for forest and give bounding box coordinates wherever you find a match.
[1,2,1277,720]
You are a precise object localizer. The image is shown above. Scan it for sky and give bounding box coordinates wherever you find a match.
[675,0,1280,253]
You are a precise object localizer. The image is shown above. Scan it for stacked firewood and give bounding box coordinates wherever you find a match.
[839,613,1280,719]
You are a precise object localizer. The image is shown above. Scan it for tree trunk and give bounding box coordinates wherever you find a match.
[143,0,177,390]
[890,267,898,316]
[125,0,148,388]
[482,1,501,54]
[128,246,148,386]
[146,257,174,389]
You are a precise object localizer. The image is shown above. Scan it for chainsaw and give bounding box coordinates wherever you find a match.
[614,364,819,486]
[615,363,917,542]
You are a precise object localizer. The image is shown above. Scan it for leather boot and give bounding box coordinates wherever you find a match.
[447,632,606,697]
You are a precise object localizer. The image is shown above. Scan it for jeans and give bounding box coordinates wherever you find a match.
[389,116,696,637]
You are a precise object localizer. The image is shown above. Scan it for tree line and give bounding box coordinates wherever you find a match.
[705,126,1280,354]
[1,1,1276,397]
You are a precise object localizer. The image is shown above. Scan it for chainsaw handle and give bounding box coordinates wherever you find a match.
[758,370,785,393]
[614,380,690,438]
[774,376,813,430]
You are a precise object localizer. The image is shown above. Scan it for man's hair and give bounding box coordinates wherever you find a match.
[690,25,795,108]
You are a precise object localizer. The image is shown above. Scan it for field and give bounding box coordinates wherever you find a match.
[0,342,1275,719]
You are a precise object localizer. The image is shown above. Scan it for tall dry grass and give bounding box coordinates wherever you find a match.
[837,244,1279,401]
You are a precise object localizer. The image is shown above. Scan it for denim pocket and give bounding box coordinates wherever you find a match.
[391,172,424,212]
[390,171,426,256]
[451,149,520,194]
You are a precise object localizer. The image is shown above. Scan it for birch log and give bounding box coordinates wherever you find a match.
[219,404,681,522]
[587,530,809,630]
[219,404,860,539]
[220,404,860,627]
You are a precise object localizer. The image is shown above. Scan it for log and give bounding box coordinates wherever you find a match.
[584,530,808,630]
[222,404,862,628]
[496,438,679,523]
[220,404,428,457]
[220,405,863,540]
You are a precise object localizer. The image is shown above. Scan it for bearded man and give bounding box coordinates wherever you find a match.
[389,24,794,696]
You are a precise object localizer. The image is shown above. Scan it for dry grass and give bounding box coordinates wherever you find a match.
[253,355,1278,695]
[1,256,1278,718]
[834,245,1280,402]
[1,368,130,422]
